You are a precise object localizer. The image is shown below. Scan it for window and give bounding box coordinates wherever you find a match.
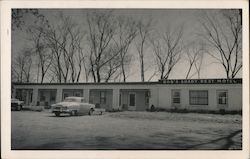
[100,91,106,104]
[63,93,68,100]
[189,90,208,105]
[40,91,45,101]
[74,92,81,97]
[50,96,55,101]
[50,91,56,102]
[217,90,228,105]
[172,90,181,104]
[63,89,83,98]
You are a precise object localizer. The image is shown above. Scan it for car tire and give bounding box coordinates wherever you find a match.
[17,105,21,111]
[55,112,60,117]
[71,110,77,116]
[88,108,94,116]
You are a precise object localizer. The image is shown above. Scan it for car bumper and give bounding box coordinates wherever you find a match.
[11,106,17,110]
[52,109,72,114]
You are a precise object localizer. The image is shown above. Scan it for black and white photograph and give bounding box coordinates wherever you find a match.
[1,0,249,159]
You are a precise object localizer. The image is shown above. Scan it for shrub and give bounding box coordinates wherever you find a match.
[150,105,156,112]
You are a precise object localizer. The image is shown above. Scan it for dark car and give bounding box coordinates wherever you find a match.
[11,98,24,111]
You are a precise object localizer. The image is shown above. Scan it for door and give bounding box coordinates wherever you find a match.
[128,92,136,111]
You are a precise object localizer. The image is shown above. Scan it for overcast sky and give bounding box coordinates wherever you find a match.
[12,9,242,82]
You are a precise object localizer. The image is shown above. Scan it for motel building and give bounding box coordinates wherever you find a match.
[12,78,242,112]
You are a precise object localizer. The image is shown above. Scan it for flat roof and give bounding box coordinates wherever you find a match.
[13,78,242,85]
[13,81,159,85]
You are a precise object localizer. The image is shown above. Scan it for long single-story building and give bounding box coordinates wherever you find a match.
[12,78,242,111]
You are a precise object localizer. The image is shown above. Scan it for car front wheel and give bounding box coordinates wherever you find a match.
[88,108,94,116]
[55,112,60,117]
[71,110,77,116]
[17,105,21,111]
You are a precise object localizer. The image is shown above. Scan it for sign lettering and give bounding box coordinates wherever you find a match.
[159,79,242,84]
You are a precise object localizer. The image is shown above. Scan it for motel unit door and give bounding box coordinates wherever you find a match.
[128,92,136,111]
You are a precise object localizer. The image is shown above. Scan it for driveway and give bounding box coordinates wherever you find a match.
[11,111,242,150]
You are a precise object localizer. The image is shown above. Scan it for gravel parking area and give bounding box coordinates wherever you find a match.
[11,110,242,150]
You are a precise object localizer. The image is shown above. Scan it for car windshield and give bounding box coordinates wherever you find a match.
[63,98,80,102]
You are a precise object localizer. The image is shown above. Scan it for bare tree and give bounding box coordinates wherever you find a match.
[75,39,86,82]
[12,9,47,30]
[150,26,183,79]
[57,15,74,83]
[86,10,119,82]
[66,25,85,83]
[40,18,65,83]
[199,10,242,78]
[27,22,52,83]
[193,47,205,79]
[11,65,19,82]
[12,48,33,82]
[102,49,121,82]
[82,53,91,82]
[113,16,137,82]
[147,66,159,81]
[135,19,153,82]
[185,41,205,79]
[40,13,85,83]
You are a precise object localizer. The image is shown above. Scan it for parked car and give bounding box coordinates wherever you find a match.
[51,96,95,117]
[11,98,24,111]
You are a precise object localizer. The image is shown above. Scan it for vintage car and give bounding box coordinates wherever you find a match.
[11,98,24,111]
[51,96,95,116]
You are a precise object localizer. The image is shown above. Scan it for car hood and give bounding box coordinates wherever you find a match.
[53,102,79,107]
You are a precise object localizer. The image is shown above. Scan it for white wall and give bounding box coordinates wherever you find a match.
[157,84,242,111]
[149,87,159,109]
[228,87,242,110]
[13,83,242,111]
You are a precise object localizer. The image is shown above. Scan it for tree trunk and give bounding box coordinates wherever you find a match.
[97,67,101,83]
[121,60,126,82]
[185,63,193,79]
[41,73,45,83]
[141,58,144,82]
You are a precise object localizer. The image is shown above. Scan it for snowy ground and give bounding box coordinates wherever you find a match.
[11,110,242,150]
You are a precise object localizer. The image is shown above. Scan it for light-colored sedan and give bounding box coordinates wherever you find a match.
[51,96,95,117]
